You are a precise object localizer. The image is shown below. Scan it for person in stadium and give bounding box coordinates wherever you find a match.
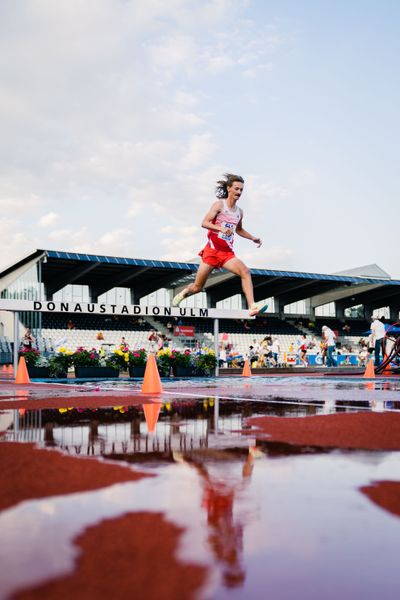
[172,173,267,318]
[119,336,129,351]
[21,327,35,350]
[322,325,337,367]
[371,315,386,366]
[298,334,308,367]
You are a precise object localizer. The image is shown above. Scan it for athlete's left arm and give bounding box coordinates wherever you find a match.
[236,211,262,247]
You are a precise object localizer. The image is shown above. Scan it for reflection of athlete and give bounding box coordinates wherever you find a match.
[173,173,268,318]
[173,447,257,588]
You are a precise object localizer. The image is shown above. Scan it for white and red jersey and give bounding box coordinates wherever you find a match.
[207,199,242,251]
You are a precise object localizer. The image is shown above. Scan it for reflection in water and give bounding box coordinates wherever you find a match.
[4,396,262,591]
[143,402,162,433]
[175,445,257,589]
[2,387,400,599]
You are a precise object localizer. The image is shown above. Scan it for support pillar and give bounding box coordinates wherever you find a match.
[206,293,217,308]
[335,301,345,320]
[214,318,219,376]
[389,305,400,322]
[274,297,285,319]
[130,289,141,305]
[13,311,19,374]
[364,304,373,321]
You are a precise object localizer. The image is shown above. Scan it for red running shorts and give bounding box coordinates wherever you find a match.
[199,244,235,269]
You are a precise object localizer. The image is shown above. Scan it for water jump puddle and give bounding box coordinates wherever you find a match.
[1,384,400,599]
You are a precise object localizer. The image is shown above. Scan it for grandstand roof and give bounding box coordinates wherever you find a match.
[1,249,400,310]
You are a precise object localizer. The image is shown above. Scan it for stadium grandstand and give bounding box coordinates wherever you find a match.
[1,249,400,368]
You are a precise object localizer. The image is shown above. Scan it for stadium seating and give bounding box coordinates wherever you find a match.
[0,336,12,365]
[34,314,370,366]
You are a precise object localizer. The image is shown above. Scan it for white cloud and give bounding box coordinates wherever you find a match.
[146,34,198,73]
[0,1,302,275]
[180,134,218,169]
[97,228,132,250]
[0,185,43,212]
[240,245,294,269]
[0,217,36,270]
[38,212,59,227]
[243,62,273,78]
[290,169,317,187]
[160,231,205,262]
[127,202,144,218]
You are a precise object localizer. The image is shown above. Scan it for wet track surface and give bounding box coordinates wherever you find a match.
[1,375,400,599]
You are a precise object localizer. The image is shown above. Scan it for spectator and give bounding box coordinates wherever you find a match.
[319,339,327,365]
[219,347,227,368]
[322,325,337,367]
[120,337,129,350]
[271,337,280,365]
[308,336,317,350]
[267,340,277,367]
[96,331,104,340]
[367,331,375,356]
[148,329,159,348]
[67,320,75,330]
[260,339,275,367]
[358,346,368,367]
[371,316,386,366]
[158,333,168,350]
[21,327,35,350]
[248,345,259,367]
[298,334,308,367]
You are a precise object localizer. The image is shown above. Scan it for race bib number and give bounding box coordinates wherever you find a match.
[218,221,235,243]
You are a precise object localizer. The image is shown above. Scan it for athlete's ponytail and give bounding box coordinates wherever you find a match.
[215,173,244,198]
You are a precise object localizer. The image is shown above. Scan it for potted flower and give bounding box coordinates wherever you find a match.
[106,349,130,373]
[127,348,147,378]
[195,348,217,375]
[156,347,172,377]
[18,347,50,378]
[171,349,195,377]
[71,347,119,379]
[106,348,148,377]
[48,348,72,378]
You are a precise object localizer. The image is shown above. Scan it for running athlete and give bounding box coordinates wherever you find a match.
[172,173,267,317]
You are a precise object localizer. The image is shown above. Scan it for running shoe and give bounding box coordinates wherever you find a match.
[172,291,186,307]
[249,303,268,317]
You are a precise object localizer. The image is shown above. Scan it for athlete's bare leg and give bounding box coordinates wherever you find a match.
[222,257,255,307]
[172,261,214,305]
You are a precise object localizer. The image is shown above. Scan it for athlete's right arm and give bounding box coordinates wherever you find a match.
[201,200,231,236]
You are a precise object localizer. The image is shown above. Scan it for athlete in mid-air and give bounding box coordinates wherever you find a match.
[173,173,268,317]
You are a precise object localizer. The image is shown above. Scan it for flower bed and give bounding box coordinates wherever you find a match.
[194,348,217,375]
[107,348,147,372]
[18,347,41,367]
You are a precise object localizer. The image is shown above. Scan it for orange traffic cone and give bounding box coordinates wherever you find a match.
[363,358,375,379]
[7,364,13,374]
[242,359,252,377]
[15,356,31,384]
[143,402,161,433]
[1,364,6,372]
[141,354,163,394]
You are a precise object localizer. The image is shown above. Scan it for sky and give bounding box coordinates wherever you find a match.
[1,0,399,278]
